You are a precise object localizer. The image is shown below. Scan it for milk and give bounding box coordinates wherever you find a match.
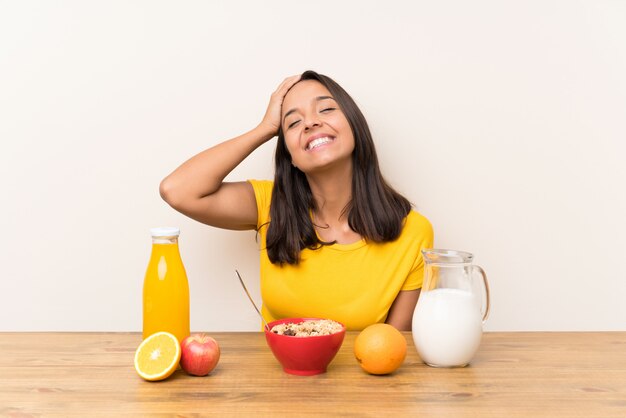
[412,288,483,367]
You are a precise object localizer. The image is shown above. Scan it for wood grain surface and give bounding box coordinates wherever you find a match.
[0,332,625,417]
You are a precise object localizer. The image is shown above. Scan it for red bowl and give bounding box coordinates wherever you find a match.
[264,318,346,376]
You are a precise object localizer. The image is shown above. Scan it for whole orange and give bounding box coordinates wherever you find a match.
[354,323,407,375]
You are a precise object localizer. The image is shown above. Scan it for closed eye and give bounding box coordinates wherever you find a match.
[286,107,335,129]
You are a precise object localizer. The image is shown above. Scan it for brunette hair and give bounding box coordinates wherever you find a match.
[265,70,411,264]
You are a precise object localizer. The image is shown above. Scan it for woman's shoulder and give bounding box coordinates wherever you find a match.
[406,209,431,224]
[248,179,273,188]
[247,179,274,196]
[403,209,434,238]
[247,180,274,226]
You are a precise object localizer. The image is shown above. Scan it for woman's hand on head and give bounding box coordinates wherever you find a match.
[259,75,301,135]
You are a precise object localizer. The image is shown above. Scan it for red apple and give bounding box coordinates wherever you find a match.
[180,333,220,376]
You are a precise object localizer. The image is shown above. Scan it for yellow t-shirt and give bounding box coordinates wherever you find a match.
[249,179,434,331]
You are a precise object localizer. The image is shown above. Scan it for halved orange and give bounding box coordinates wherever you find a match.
[134,331,181,381]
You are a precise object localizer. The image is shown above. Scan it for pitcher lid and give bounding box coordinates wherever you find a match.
[421,249,474,263]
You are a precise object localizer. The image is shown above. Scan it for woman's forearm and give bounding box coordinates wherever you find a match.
[159,123,275,207]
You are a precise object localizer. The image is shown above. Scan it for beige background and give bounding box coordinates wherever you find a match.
[1,1,624,332]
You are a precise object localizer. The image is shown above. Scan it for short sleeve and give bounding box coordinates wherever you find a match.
[400,214,434,291]
[247,179,273,229]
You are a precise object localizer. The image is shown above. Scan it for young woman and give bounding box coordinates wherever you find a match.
[160,71,433,331]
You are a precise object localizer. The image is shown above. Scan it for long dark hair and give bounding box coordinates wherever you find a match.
[265,70,411,265]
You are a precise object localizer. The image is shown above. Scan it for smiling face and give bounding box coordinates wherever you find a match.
[281,80,355,174]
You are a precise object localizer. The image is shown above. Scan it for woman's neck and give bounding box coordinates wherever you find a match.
[307,163,352,217]
[305,163,362,244]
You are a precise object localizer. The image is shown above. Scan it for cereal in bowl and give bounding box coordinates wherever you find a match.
[270,319,343,337]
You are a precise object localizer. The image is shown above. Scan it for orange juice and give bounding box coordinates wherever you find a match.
[143,227,190,343]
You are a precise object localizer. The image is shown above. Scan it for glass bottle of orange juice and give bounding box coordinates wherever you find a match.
[143,227,190,343]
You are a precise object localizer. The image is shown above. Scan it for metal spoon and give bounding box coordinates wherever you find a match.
[235,270,269,330]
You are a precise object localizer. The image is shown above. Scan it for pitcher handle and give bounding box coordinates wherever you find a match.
[473,265,490,323]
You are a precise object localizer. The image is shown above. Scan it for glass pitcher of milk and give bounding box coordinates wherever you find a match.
[412,249,490,367]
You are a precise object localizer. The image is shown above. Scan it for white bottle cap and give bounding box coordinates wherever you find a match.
[150,227,180,237]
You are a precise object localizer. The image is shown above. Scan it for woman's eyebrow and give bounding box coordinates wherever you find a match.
[283,96,336,123]
[283,108,297,123]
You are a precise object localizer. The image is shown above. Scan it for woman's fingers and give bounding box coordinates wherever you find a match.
[262,74,302,133]
[274,74,301,96]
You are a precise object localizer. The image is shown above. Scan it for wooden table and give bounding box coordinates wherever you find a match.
[1,332,625,417]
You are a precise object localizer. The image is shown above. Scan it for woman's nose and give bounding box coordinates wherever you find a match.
[303,115,321,130]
